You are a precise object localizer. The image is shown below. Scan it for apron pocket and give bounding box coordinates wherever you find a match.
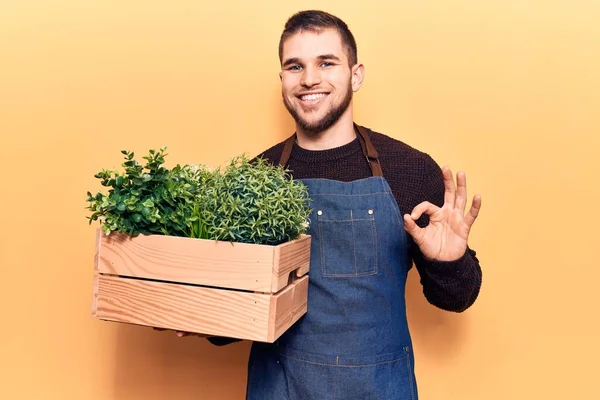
[317,208,378,278]
[334,347,417,400]
[275,346,417,400]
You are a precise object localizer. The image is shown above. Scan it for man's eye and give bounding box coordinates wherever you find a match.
[321,62,333,67]
[289,65,302,71]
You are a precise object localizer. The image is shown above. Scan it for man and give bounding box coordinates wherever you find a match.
[208,9,482,399]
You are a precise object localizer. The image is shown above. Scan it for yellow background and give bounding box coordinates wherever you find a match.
[1,1,598,399]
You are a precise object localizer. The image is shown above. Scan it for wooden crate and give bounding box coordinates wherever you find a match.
[92,229,311,342]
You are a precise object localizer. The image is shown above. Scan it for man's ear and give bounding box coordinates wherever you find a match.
[351,63,365,92]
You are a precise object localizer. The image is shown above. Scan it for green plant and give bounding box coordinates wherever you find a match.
[204,155,312,245]
[86,147,311,245]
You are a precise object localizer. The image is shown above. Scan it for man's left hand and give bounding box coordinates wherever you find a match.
[403,166,481,262]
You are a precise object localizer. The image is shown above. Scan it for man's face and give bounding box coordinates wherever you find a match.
[280,29,362,135]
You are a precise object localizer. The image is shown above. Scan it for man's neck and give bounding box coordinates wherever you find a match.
[295,114,356,151]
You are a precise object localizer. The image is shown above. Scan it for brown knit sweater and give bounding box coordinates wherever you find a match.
[207,125,482,346]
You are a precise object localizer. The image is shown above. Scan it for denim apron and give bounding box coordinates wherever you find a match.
[246,125,418,400]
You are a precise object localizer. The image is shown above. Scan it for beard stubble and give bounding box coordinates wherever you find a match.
[283,81,353,136]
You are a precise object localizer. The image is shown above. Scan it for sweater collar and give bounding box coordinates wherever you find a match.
[290,135,363,163]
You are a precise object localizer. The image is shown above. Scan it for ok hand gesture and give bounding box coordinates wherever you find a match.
[403,167,481,262]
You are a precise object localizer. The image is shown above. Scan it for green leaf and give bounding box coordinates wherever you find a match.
[142,199,154,208]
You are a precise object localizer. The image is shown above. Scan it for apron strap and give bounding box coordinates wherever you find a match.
[277,124,383,178]
[355,124,384,177]
[278,133,296,170]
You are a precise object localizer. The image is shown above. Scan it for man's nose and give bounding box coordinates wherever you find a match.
[301,66,321,87]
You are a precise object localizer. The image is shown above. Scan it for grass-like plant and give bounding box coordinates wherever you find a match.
[86,147,311,245]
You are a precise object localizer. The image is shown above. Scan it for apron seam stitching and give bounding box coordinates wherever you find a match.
[351,210,358,275]
[371,215,378,273]
[407,348,416,400]
[277,352,408,367]
[310,191,392,197]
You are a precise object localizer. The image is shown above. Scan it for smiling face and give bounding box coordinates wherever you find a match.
[280,29,364,136]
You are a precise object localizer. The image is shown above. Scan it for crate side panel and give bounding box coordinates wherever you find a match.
[268,275,309,342]
[271,235,311,292]
[96,230,274,292]
[91,274,99,315]
[94,274,272,342]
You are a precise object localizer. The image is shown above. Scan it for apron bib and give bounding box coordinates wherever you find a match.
[246,125,418,400]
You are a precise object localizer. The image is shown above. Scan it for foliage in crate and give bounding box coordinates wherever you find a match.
[86,147,311,245]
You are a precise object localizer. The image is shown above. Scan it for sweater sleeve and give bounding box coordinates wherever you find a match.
[206,336,243,346]
[410,155,483,312]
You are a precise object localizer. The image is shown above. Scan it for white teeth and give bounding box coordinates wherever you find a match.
[300,93,327,102]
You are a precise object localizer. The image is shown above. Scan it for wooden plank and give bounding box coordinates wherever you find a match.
[94,229,285,292]
[94,228,101,271]
[92,274,309,342]
[271,235,311,291]
[93,274,273,341]
[91,274,99,314]
[268,275,309,342]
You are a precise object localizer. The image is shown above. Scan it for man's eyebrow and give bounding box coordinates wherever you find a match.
[282,57,300,68]
[317,54,341,61]
[282,54,341,68]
